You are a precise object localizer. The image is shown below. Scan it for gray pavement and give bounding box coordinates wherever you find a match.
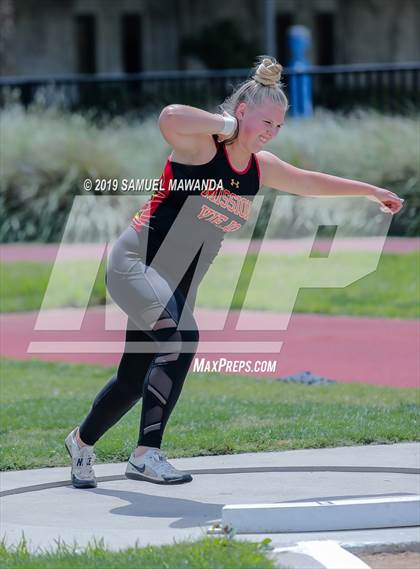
[1,442,419,557]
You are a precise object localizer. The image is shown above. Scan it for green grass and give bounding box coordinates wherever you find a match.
[1,251,419,317]
[199,251,420,318]
[0,536,277,569]
[0,260,106,312]
[0,358,418,471]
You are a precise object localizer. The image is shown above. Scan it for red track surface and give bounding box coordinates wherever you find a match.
[1,307,418,389]
[1,238,418,389]
[1,237,419,262]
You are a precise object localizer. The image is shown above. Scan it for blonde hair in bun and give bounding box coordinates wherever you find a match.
[253,57,283,86]
[219,55,288,143]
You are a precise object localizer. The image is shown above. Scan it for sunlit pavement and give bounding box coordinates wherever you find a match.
[1,443,419,556]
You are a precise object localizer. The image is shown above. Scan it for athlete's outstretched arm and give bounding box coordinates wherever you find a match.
[257,150,404,215]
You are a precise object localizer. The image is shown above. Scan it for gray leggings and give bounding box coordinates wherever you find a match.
[79,226,202,448]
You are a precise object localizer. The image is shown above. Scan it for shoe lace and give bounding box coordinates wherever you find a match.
[149,450,178,475]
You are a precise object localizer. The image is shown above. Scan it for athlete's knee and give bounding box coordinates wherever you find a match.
[151,311,182,358]
[152,313,177,331]
[151,307,200,357]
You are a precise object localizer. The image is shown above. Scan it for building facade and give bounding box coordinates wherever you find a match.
[1,0,419,77]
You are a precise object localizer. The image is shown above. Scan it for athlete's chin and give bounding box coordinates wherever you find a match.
[253,140,265,152]
[242,137,264,153]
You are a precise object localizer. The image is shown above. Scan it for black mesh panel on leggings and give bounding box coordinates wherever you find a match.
[138,306,199,448]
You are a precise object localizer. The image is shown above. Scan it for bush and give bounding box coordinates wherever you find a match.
[262,109,419,238]
[0,97,166,242]
[1,99,418,242]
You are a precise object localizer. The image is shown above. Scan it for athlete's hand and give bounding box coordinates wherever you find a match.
[366,187,405,214]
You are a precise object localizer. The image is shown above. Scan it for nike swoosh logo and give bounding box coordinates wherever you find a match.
[128,460,146,473]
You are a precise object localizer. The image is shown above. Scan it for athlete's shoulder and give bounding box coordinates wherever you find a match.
[254,150,282,187]
[255,150,277,163]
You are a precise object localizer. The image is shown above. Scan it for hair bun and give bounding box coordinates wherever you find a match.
[253,57,283,86]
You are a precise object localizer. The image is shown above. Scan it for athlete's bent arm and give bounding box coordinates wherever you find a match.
[257,150,404,215]
[158,105,236,155]
[159,105,226,136]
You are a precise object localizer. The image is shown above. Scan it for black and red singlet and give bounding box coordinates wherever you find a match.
[131,135,261,271]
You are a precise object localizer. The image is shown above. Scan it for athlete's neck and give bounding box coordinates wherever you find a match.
[224,140,252,171]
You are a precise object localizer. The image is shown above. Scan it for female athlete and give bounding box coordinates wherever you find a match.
[65,56,404,488]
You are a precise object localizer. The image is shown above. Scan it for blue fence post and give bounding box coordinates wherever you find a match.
[288,25,313,117]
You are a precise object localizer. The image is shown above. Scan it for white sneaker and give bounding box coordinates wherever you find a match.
[125,448,193,485]
[65,427,97,488]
